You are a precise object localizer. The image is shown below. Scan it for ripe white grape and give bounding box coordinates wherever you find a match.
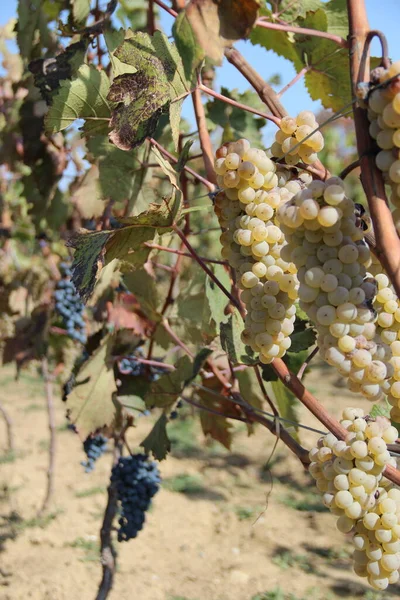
[214,139,299,363]
[309,409,400,591]
[269,111,324,166]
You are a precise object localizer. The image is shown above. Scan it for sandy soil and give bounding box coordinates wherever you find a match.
[0,362,398,600]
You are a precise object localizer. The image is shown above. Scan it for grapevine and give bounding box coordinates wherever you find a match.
[1,0,400,598]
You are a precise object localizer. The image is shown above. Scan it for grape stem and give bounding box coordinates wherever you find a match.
[38,358,56,517]
[347,0,400,301]
[199,83,281,125]
[192,86,218,185]
[0,401,15,454]
[95,438,122,600]
[338,158,361,180]
[296,346,319,380]
[152,0,177,17]
[145,242,228,265]
[256,17,349,48]
[271,357,400,486]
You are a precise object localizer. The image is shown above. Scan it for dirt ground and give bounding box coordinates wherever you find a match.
[0,362,399,600]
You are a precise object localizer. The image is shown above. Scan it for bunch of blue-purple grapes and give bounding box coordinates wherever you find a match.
[111,454,161,541]
[54,262,86,344]
[81,434,108,472]
[118,349,164,382]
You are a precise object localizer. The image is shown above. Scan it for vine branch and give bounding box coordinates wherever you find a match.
[347,0,400,300]
[256,18,348,48]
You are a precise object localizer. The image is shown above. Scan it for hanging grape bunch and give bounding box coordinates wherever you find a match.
[81,434,108,473]
[54,263,86,344]
[111,454,161,542]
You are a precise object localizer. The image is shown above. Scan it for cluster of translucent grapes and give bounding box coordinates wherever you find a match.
[309,408,400,590]
[366,61,400,230]
[270,111,324,166]
[214,139,300,362]
[276,178,397,402]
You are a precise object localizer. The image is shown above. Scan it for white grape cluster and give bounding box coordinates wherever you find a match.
[309,408,400,590]
[270,111,324,166]
[276,178,394,401]
[214,139,300,363]
[366,60,400,230]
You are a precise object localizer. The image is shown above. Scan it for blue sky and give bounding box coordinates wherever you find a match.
[1,0,400,135]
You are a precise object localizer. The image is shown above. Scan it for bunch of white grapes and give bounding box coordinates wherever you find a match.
[366,60,400,230]
[270,111,324,166]
[276,178,399,402]
[214,139,302,363]
[309,408,400,590]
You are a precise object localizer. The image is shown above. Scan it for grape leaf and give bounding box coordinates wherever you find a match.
[72,164,106,218]
[140,413,171,460]
[206,87,267,146]
[199,408,233,450]
[29,40,88,104]
[144,356,193,409]
[250,5,352,112]
[220,310,257,365]
[45,64,112,135]
[205,264,231,334]
[107,31,192,150]
[173,0,260,73]
[236,368,263,412]
[71,0,90,24]
[68,195,182,302]
[123,268,160,321]
[186,347,213,385]
[86,136,151,213]
[270,380,299,439]
[66,337,117,439]
[370,401,391,420]
[289,328,316,353]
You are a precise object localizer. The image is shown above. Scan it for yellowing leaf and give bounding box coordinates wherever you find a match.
[66,339,117,438]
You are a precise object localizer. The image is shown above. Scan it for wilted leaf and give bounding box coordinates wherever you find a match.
[29,40,88,104]
[66,338,117,439]
[107,31,192,150]
[220,310,257,365]
[199,409,233,449]
[173,0,260,73]
[45,64,112,135]
[106,293,152,335]
[140,413,171,460]
[144,356,193,408]
[68,195,182,301]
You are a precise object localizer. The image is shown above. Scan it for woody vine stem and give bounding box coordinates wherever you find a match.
[151,0,400,487]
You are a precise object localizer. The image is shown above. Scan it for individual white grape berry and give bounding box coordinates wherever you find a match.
[269,111,324,166]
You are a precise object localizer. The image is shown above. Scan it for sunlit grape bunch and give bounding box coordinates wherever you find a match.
[309,408,400,591]
[366,60,400,230]
[276,178,399,402]
[270,111,324,166]
[214,138,300,363]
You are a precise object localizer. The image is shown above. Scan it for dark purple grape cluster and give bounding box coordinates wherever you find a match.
[81,434,108,472]
[54,262,86,344]
[118,356,144,376]
[111,454,161,542]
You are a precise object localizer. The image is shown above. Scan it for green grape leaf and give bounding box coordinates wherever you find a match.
[45,64,112,135]
[270,380,299,439]
[71,0,90,24]
[370,401,391,420]
[86,136,151,213]
[68,194,182,302]
[176,140,194,172]
[123,268,160,321]
[205,264,231,333]
[289,328,316,353]
[206,87,267,145]
[251,5,352,113]
[107,31,192,150]
[104,28,137,78]
[236,368,263,412]
[66,337,117,439]
[199,407,233,450]
[140,413,171,461]
[17,0,43,59]
[29,40,88,104]
[186,347,213,385]
[220,310,258,365]
[173,0,260,71]
[144,356,193,409]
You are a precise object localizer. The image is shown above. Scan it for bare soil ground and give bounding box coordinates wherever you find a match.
[0,362,399,600]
